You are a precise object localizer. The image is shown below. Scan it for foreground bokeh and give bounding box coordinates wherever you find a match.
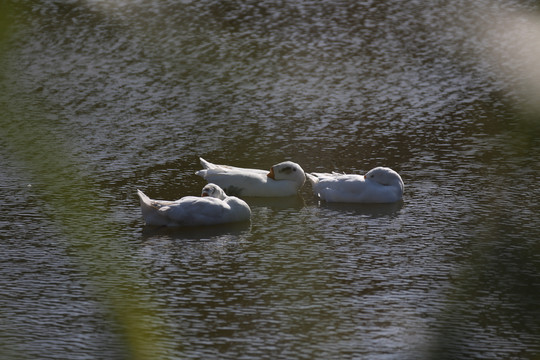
[1,1,539,359]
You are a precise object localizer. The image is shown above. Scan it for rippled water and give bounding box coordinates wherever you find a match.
[1,1,539,359]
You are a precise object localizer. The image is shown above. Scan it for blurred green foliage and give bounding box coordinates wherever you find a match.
[0,3,167,359]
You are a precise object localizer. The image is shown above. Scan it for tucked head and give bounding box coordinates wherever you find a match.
[364,167,404,188]
[267,161,306,185]
[201,183,227,199]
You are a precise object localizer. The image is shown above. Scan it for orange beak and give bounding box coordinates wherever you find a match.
[364,175,366,179]
[201,193,209,197]
[267,167,275,179]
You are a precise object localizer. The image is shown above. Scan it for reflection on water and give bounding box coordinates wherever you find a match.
[141,221,252,241]
[1,0,540,359]
[242,195,306,210]
[316,201,404,219]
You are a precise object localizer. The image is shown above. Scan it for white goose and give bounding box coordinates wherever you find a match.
[306,167,404,203]
[195,157,306,197]
[137,183,251,227]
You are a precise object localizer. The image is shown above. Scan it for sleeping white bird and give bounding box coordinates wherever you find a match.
[137,183,251,227]
[195,157,306,197]
[306,167,404,203]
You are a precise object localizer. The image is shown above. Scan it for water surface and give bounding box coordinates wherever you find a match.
[1,1,539,359]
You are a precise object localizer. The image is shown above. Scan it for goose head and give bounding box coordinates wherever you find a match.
[267,161,306,186]
[201,183,227,200]
[364,167,404,189]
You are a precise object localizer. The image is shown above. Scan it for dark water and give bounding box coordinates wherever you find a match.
[1,1,540,359]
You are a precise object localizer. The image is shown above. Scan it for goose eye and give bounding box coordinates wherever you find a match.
[281,166,293,174]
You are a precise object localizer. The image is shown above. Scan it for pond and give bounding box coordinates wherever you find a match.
[1,1,539,359]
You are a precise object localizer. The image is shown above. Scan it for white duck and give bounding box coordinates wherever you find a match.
[137,183,251,227]
[306,167,404,203]
[195,157,306,197]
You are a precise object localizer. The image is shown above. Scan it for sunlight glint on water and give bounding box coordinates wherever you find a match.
[1,0,539,359]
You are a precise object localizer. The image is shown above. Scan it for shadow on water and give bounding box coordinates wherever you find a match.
[141,221,251,241]
[243,195,306,210]
[316,200,404,219]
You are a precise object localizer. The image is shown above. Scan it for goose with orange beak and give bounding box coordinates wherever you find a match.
[196,158,306,197]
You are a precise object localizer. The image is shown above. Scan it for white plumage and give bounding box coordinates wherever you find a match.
[137,183,251,227]
[306,167,404,203]
[195,157,306,197]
